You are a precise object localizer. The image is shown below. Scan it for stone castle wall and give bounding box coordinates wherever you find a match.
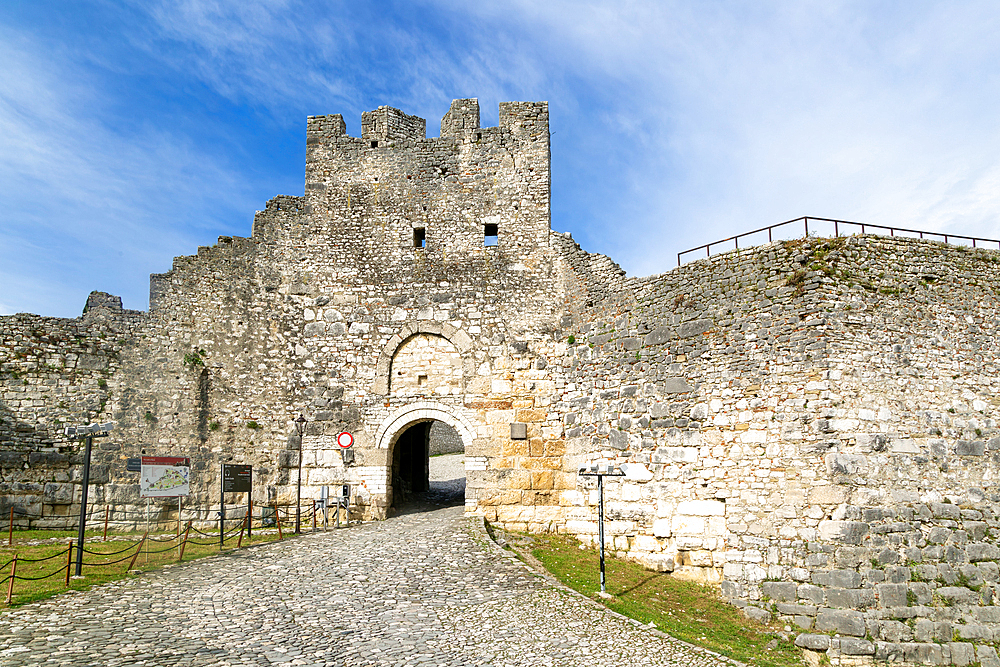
[3,98,1000,664]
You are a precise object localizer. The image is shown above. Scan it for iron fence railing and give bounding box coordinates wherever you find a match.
[677,216,1000,267]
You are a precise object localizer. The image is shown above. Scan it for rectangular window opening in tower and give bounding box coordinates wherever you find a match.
[414,228,426,248]
[484,223,498,247]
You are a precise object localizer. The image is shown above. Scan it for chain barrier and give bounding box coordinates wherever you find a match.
[1,500,342,605]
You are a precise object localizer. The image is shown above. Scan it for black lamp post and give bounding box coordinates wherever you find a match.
[64,421,114,577]
[294,414,306,534]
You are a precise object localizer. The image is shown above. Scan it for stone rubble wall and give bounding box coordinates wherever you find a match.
[0,294,144,525]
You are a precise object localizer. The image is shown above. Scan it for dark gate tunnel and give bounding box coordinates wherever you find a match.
[392,421,431,500]
[390,420,465,513]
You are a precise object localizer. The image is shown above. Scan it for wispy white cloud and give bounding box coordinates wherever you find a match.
[0,25,258,316]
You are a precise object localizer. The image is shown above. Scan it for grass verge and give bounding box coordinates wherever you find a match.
[0,527,287,608]
[525,532,803,667]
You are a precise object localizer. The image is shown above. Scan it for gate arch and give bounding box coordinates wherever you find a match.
[375,401,477,451]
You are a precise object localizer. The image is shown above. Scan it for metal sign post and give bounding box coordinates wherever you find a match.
[221,464,252,549]
[578,463,624,597]
[64,422,115,577]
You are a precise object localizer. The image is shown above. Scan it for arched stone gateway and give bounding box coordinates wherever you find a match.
[374,402,480,509]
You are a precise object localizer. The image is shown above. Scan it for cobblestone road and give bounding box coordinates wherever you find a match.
[0,495,737,665]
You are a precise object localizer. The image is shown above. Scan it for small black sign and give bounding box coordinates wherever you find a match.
[222,464,252,493]
[341,484,350,498]
[126,457,141,472]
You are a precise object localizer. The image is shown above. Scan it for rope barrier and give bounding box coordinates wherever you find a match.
[82,551,142,567]
[143,542,183,555]
[15,550,71,564]
[81,541,142,556]
[14,566,69,582]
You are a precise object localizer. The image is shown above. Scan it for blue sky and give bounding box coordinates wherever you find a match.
[3,1,1000,317]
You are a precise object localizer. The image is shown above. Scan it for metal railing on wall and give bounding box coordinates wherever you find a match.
[676,216,1000,267]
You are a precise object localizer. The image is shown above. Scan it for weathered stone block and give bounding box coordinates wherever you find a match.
[931,503,961,520]
[877,620,912,642]
[838,638,875,655]
[825,588,862,609]
[936,586,973,604]
[762,581,797,602]
[798,584,825,604]
[0,451,24,469]
[978,645,1000,667]
[816,609,866,636]
[661,377,692,394]
[794,634,830,650]
[967,542,999,561]
[818,520,869,544]
[950,642,976,667]
[956,624,992,642]
[956,440,985,456]
[43,482,74,504]
[828,569,863,589]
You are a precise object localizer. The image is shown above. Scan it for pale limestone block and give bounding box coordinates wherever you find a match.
[672,514,705,535]
[707,516,727,537]
[891,438,920,453]
[621,462,654,482]
[723,562,743,578]
[634,535,661,552]
[740,429,767,444]
[652,518,671,537]
[621,483,642,501]
[490,379,512,393]
[566,519,598,534]
[676,499,725,516]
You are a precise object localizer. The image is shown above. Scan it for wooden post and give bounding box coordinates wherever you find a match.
[275,504,283,541]
[65,541,73,586]
[6,555,17,604]
[7,507,12,546]
[178,522,191,562]
[127,532,147,573]
[103,506,109,541]
[237,514,248,549]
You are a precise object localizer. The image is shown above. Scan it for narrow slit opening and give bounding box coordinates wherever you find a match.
[414,228,426,248]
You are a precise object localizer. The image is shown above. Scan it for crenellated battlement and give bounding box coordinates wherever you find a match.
[306,99,548,148]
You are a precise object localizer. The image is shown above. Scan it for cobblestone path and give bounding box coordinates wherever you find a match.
[0,505,736,667]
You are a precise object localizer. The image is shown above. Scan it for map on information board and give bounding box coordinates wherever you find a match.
[140,456,191,497]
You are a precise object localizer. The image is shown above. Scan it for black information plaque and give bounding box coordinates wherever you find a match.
[222,464,252,493]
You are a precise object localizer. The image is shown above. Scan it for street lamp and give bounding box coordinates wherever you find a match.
[294,414,306,534]
[64,421,115,576]
[578,462,624,597]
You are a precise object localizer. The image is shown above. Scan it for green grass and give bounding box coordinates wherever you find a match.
[528,533,803,667]
[0,523,298,608]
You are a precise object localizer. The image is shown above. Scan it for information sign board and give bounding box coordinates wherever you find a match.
[140,456,191,497]
[222,464,252,493]
[126,457,141,472]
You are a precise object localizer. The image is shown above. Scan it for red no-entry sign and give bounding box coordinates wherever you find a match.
[337,432,354,449]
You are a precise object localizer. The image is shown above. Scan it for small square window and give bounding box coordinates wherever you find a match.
[484,223,498,247]
[414,228,426,248]
[370,140,378,148]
